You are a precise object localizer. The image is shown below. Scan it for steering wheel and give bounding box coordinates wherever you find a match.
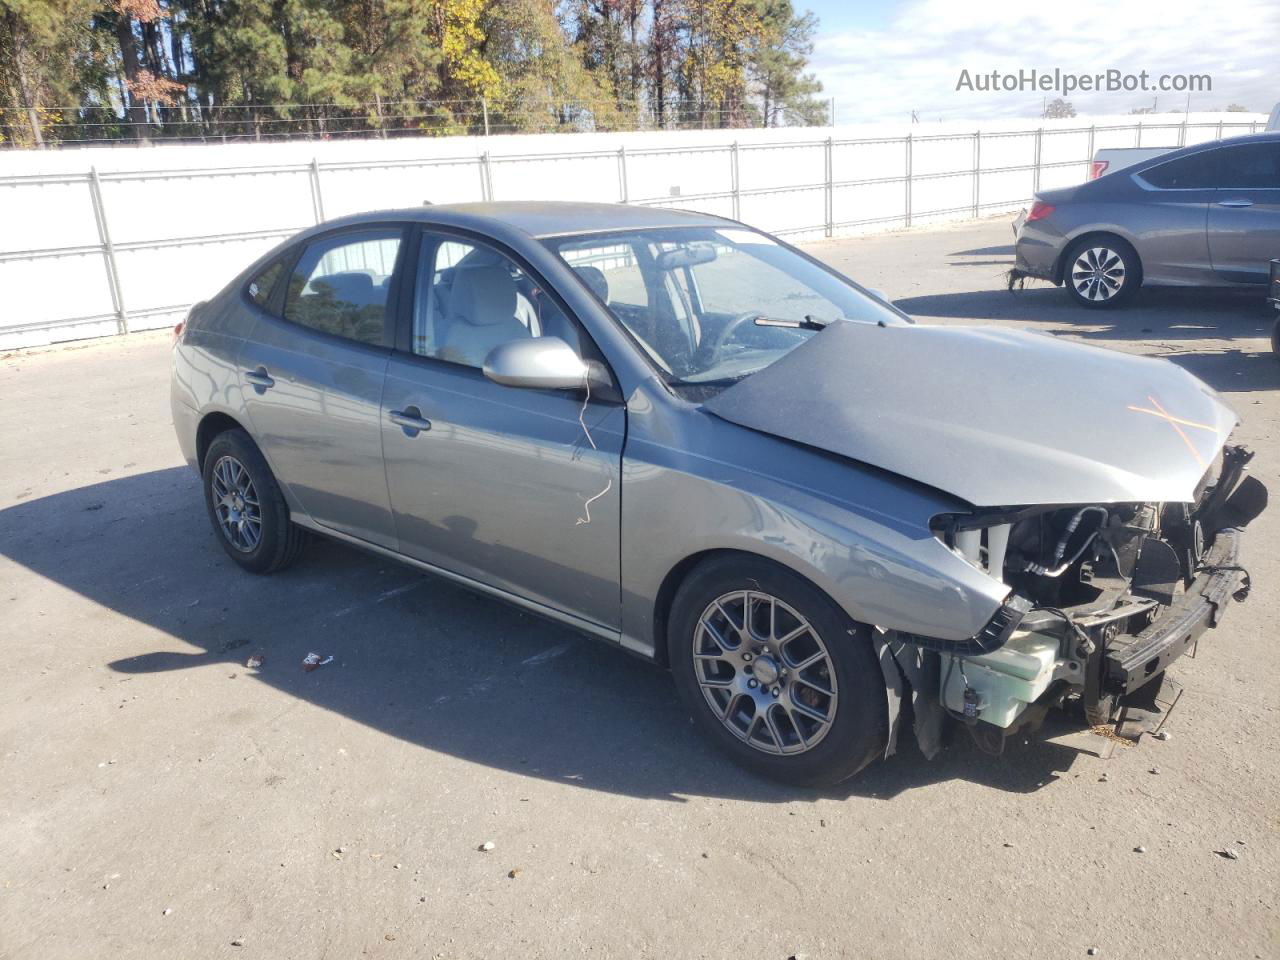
[695,311,765,368]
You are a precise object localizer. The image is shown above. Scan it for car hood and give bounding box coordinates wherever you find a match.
[703,321,1237,507]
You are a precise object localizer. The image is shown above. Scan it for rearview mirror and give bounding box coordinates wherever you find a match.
[483,336,589,391]
[656,243,717,270]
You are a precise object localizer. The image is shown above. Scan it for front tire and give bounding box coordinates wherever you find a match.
[1063,236,1141,309]
[202,428,306,574]
[667,556,888,787]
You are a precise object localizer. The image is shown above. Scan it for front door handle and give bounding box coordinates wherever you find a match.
[244,366,275,390]
[1217,198,1253,208]
[389,406,432,434]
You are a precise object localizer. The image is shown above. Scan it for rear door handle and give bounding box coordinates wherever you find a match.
[389,406,432,434]
[244,366,275,390]
[1217,198,1253,208]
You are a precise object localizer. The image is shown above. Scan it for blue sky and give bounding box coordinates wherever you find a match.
[802,0,1279,124]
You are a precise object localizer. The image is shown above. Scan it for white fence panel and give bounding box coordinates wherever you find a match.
[0,114,1265,349]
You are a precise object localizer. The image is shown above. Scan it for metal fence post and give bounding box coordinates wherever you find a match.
[972,130,981,218]
[478,151,493,201]
[88,167,128,335]
[482,97,490,137]
[1087,124,1096,169]
[1136,122,1143,147]
[617,145,629,203]
[308,158,325,223]
[730,141,741,221]
[1032,127,1043,193]
[823,137,833,237]
[1179,119,1187,146]
[904,133,912,228]
[1216,119,1223,140]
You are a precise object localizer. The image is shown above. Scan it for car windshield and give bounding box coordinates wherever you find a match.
[546,226,905,393]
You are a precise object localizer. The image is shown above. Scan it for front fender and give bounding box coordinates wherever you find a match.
[619,382,1008,657]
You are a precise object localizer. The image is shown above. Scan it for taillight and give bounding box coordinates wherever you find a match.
[1090,160,1109,180]
[1025,201,1056,223]
[171,320,185,346]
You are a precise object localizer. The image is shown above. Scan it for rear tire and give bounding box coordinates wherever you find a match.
[202,428,306,574]
[1063,236,1141,309]
[667,556,888,787]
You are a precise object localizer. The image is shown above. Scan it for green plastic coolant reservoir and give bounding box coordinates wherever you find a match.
[940,623,1063,728]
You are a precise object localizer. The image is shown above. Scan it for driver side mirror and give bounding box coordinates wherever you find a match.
[483,336,591,391]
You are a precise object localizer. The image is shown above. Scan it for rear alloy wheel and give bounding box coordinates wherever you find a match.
[668,557,887,786]
[202,428,307,574]
[1064,238,1140,309]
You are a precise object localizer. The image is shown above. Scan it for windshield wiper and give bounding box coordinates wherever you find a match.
[752,314,831,331]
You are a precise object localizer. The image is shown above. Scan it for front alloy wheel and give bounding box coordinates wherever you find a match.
[693,591,838,755]
[668,556,888,786]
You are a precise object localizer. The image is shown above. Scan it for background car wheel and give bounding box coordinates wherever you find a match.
[1063,236,1141,309]
[202,428,307,574]
[667,556,888,787]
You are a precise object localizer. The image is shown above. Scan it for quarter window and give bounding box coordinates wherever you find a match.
[246,258,285,310]
[283,229,402,346]
[1140,150,1217,189]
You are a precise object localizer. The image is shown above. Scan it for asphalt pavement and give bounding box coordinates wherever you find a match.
[2,216,1276,959]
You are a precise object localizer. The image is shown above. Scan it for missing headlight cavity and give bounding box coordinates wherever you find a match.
[899,445,1264,752]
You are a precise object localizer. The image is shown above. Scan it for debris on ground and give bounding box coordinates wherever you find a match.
[1089,724,1134,747]
[1087,949,1099,956]
[231,938,245,947]
[479,840,495,852]
[1154,730,1172,741]
[246,653,264,669]
[162,907,171,916]
[1149,767,1161,775]
[1216,848,1240,860]
[508,867,522,878]
[302,652,334,672]
[1098,772,1110,783]
[1134,846,1146,853]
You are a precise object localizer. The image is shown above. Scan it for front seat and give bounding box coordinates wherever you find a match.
[438,253,530,366]
[572,265,609,304]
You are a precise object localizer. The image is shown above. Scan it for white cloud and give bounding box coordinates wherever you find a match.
[811,0,1280,123]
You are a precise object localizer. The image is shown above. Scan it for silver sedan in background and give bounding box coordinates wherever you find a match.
[172,202,1265,785]
[1014,132,1280,307]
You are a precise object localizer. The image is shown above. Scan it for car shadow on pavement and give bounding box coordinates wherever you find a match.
[2,467,1092,803]
[893,285,1279,396]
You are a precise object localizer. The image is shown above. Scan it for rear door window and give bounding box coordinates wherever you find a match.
[283,229,403,346]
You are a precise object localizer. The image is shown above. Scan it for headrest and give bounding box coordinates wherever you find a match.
[573,265,609,303]
[449,254,517,327]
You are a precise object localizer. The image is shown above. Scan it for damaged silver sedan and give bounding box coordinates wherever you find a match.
[171,202,1267,786]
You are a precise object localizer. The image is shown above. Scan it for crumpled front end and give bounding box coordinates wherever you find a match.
[884,444,1267,756]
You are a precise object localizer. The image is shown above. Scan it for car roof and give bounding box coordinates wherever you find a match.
[319,201,732,240]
